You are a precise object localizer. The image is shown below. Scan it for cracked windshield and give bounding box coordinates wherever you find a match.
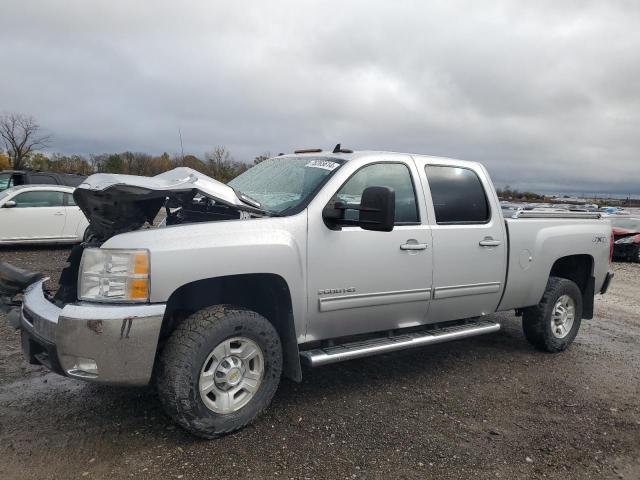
[228,156,343,213]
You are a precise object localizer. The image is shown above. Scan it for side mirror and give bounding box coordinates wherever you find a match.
[322,186,395,232]
[2,200,16,208]
[358,186,395,232]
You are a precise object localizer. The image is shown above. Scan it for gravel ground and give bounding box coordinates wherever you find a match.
[0,247,638,480]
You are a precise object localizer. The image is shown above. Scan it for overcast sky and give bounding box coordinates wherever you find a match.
[1,1,639,195]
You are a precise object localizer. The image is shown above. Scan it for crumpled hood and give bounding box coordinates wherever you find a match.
[73,167,246,240]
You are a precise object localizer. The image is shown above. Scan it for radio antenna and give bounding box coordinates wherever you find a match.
[179,128,185,161]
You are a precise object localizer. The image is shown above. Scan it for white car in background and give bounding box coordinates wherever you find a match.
[0,185,90,244]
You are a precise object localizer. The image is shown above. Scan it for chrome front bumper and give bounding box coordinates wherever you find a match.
[21,280,166,386]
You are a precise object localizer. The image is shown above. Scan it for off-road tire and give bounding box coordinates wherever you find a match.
[522,276,583,352]
[156,305,282,438]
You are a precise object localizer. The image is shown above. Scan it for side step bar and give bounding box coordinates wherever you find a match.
[300,319,500,367]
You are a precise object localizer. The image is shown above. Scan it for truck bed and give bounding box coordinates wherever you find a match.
[498,212,611,311]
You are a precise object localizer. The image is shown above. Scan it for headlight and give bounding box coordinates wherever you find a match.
[78,249,150,302]
[614,236,636,245]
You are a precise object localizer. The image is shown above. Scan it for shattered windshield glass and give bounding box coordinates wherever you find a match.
[228,156,344,214]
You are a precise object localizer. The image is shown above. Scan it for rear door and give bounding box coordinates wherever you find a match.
[0,189,66,241]
[414,159,507,322]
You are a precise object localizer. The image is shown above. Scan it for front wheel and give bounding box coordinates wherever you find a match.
[522,276,583,352]
[156,305,282,438]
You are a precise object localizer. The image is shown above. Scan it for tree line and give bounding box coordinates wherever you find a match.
[0,113,269,183]
[495,185,545,202]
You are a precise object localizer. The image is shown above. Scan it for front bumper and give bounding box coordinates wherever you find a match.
[20,280,166,386]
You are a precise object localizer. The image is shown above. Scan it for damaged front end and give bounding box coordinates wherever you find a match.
[74,167,268,241]
[1,167,268,383]
[2,167,265,313]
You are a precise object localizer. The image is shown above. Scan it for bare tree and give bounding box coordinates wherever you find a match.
[254,152,271,165]
[0,113,51,169]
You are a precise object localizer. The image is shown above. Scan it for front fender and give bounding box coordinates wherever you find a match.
[103,214,308,341]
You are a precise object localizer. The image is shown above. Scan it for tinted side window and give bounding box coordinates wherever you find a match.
[13,190,65,208]
[425,166,489,224]
[336,163,419,224]
[62,176,85,187]
[29,173,58,185]
[12,174,25,186]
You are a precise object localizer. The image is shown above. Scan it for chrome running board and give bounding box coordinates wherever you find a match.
[300,319,500,367]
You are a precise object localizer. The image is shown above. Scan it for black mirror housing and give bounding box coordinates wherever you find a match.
[358,186,395,232]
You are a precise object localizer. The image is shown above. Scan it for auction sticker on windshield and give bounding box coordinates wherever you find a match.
[306,159,340,171]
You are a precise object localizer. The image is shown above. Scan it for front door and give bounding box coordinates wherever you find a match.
[306,159,433,341]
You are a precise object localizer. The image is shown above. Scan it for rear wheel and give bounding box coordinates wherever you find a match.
[156,305,282,438]
[522,276,583,352]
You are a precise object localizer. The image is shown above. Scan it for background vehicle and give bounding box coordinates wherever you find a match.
[610,217,640,262]
[5,150,614,438]
[0,170,86,191]
[0,185,90,244]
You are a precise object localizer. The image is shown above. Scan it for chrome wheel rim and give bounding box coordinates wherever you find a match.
[199,337,264,414]
[550,294,576,339]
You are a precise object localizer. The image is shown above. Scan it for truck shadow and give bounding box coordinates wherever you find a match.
[1,315,555,448]
[279,319,529,398]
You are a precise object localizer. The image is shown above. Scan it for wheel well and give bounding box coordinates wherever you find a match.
[160,274,301,381]
[549,254,595,319]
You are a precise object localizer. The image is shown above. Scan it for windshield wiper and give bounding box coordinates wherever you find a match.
[234,190,282,217]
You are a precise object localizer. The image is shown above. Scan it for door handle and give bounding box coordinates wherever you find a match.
[400,243,428,251]
[54,212,64,216]
[479,237,501,247]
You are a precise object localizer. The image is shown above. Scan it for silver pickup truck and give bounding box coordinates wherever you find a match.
[4,148,614,438]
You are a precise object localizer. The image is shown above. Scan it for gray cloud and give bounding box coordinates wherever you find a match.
[1,0,639,194]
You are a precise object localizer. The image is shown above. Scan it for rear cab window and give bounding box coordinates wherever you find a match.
[425,165,490,224]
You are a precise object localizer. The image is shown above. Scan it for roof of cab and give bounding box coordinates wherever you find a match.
[281,149,482,169]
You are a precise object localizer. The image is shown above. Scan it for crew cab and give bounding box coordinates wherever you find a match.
[3,149,614,438]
